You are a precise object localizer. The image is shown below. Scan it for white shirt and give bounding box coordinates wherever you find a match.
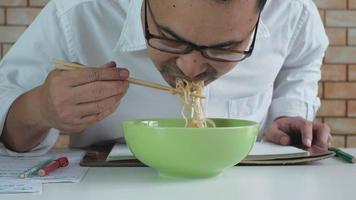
[0,0,328,156]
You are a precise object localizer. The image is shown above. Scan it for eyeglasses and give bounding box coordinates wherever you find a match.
[144,0,260,62]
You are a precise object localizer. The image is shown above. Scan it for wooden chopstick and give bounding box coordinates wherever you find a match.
[53,59,206,99]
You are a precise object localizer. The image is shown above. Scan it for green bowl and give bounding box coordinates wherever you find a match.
[123,118,258,178]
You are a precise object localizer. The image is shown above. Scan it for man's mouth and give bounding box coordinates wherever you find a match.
[164,74,211,88]
[158,58,218,87]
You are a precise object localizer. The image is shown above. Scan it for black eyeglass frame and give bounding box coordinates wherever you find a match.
[144,0,261,62]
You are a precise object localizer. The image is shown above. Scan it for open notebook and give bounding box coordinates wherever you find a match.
[79,141,334,166]
[243,142,309,161]
[106,142,309,162]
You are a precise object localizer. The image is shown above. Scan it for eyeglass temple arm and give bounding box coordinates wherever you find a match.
[248,13,261,52]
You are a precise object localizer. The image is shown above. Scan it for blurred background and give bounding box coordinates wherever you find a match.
[0,0,355,148]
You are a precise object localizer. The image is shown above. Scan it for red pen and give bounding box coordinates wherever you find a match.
[37,157,69,176]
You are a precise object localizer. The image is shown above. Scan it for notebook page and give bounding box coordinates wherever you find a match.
[106,143,135,161]
[244,142,309,160]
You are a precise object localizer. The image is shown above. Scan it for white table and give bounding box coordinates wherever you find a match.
[2,149,356,200]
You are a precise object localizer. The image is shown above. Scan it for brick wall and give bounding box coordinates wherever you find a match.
[0,0,355,148]
[315,0,356,148]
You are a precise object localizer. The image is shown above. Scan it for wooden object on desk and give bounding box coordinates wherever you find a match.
[80,140,145,167]
[79,142,335,167]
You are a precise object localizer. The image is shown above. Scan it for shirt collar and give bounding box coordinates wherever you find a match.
[114,0,270,53]
[114,0,146,52]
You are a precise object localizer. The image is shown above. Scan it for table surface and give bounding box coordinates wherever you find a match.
[2,149,356,200]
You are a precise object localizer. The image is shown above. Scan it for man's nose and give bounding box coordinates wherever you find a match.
[176,51,208,79]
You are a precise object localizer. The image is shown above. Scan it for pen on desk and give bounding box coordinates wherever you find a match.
[19,158,54,178]
[38,156,69,176]
[328,147,356,164]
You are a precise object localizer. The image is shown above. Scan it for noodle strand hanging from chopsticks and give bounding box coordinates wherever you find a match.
[175,78,216,128]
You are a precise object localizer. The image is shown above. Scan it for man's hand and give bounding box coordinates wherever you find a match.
[1,61,129,152]
[38,61,129,133]
[263,117,332,149]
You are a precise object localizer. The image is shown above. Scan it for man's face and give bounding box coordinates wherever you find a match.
[144,0,259,87]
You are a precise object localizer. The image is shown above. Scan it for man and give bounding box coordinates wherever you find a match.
[0,0,330,155]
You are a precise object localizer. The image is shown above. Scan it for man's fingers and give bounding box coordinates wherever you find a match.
[59,98,121,128]
[312,122,331,148]
[62,63,129,86]
[273,117,332,148]
[297,120,313,147]
[102,61,117,68]
[75,95,122,117]
[263,126,291,145]
[71,80,129,103]
[77,107,117,125]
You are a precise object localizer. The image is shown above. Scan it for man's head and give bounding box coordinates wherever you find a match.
[144,0,266,87]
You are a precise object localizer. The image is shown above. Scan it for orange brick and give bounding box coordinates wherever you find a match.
[321,64,346,81]
[6,8,42,25]
[349,28,356,45]
[0,8,4,24]
[2,44,12,56]
[317,100,346,117]
[325,28,346,45]
[313,0,347,9]
[318,82,323,98]
[325,47,356,64]
[349,65,356,81]
[326,11,356,27]
[53,134,69,149]
[324,118,356,135]
[347,101,356,117]
[29,0,48,7]
[330,135,346,148]
[0,26,26,43]
[324,82,356,99]
[349,0,356,9]
[0,0,27,7]
[346,136,356,148]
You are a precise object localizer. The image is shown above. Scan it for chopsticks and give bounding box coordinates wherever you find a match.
[52,59,206,99]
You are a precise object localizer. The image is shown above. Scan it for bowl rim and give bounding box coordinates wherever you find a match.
[123,118,259,130]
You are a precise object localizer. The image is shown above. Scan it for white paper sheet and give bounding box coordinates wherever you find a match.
[0,180,42,194]
[0,150,88,183]
[244,142,309,160]
[106,143,135,161]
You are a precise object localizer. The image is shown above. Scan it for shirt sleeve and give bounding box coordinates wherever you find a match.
[266,2,329,126]
[0,1,74,156]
